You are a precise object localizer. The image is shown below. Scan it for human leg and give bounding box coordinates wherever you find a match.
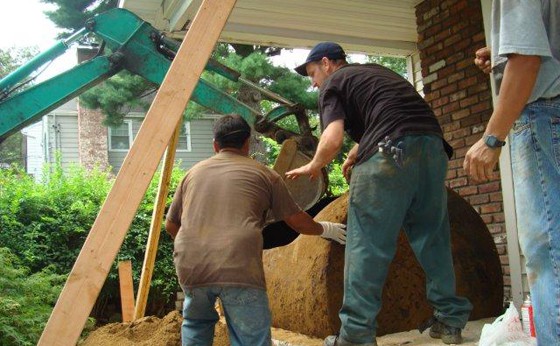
[218,286,272,346]
[336,151,412,343]
[511,100,560,345]
[401,136,472,337]
[181,286,219,346]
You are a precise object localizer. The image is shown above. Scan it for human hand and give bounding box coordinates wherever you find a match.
[474,47,492,74]
[319,221,346,245]
[342,157,355,182]
[285,162,322,180]
[463,138,502,183]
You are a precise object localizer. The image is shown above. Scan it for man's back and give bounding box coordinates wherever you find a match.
[167,151,300,289]
[319,64,446,164]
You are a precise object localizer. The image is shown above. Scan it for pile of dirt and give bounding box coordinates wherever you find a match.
[80,311,230,346]
[80,311,182,346]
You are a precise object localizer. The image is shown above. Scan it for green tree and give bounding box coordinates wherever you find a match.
[0,47,39,167]
[41,0,118,39]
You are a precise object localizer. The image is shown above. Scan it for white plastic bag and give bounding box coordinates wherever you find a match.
[478,302,537,346]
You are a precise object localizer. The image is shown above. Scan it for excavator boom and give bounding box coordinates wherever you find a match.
[0,7,325,210]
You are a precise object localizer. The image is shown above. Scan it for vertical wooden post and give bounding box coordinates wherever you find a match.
[118,261,135,322]
[134,124,181,320]
[38,1,237,344]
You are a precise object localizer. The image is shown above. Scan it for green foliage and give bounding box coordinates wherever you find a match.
[41,0,118,39]
[80,71,156,126]
[367,55,407,77]
[0,160,186,318]
[0,47,39,79]
[1,47,40,166]
[0,247,65,346]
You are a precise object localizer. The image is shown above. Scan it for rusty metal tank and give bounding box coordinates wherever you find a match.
[262,188,503,338]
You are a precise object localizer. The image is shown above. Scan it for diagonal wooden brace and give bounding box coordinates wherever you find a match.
[38,0,238,344]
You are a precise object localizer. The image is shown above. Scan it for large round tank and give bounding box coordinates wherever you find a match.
[263,188,503,338]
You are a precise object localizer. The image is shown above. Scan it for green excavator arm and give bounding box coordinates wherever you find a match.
[0,8,325,211]
[0,8,316,155]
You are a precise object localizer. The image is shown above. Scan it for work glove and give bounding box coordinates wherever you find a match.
[319,221,346,245]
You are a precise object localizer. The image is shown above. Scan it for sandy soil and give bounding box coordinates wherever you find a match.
[80,311,493,346]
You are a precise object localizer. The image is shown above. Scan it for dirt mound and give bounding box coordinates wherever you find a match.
[80,311,182,346]
[80,311,230,346]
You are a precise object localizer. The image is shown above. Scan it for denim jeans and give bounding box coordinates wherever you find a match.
[181,286,272,346]
[338,135,472,343]
[510,96,560,346]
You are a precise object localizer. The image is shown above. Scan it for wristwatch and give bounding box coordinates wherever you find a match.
[483,135,506,148]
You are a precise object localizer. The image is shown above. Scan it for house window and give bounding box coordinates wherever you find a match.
[109,120,133,151]
[177,121,192,152]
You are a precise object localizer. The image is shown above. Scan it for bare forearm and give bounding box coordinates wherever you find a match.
[486,54,541,139]
[311,120,344,169]
[283,211,323,235]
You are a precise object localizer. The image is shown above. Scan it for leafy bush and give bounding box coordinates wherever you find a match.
[0,160,186,320]
[0,247,65,346]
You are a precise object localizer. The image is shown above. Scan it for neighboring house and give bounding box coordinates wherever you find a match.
[24,98,217,178]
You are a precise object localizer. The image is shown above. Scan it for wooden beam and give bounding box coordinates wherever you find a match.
[118,261,135,322]
[38,0,237,344]
[134,124,180,320]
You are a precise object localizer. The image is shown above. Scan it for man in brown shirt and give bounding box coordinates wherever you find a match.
[166,114,346,346]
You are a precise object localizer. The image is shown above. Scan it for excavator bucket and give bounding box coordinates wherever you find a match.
[273,139,327,211]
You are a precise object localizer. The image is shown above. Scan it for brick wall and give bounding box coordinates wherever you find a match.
[77,47,110,172]
[416,0,510,299]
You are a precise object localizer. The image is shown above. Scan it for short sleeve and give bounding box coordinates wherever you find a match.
[166,176,186,225]
[319,87,346,130]
[269,173,302,221]
[498,0,552,57]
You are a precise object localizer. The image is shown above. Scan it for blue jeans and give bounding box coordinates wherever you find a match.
[510,96,560,346]
[338,135,472,343]
[181,286,272,346]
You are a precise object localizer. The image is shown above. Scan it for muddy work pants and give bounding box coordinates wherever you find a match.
[338,135,472,343]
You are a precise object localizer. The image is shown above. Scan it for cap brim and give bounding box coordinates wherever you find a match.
[294,63,308,76]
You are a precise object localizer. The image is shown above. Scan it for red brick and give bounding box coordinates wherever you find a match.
[446,169,458,179]
[493,213,505,223]
[444,33,462,47]
[460,114,482,127]
[481,203,503,214]
[449,177,468,188]
[443,101,460,113]
[442,121,461,132]
[449,90,467,102]
[448,71,465,83]
[458,76,478,89]
[490,192,503,202]
[449,158,465,169]
[468,82,490,95]
[458,185,478,196]
[440,83,458,96]
[479,181,501,193]
[469,193,489,205]
[470,100,492,114]
[451,108,471,121]
[432,96,450,108]
[460,95,479,108]
[450,127,470,139]
[431,78,448,90]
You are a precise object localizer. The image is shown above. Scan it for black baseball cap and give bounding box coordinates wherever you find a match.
[294,42,347,76]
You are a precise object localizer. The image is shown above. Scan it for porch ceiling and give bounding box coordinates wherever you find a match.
[118,0,422,56]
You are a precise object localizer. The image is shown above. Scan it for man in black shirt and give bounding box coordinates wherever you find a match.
[286,42,472,346]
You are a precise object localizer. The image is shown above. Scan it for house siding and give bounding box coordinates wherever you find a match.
[107,117,215,174]
[45,112,80,169]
